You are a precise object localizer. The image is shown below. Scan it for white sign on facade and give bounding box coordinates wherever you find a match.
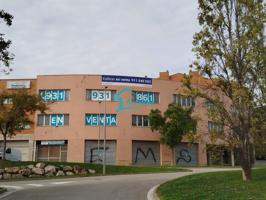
[40,90,66,101]
[91,90,111,101]
[6,81,31,89]
[41,140,66,145]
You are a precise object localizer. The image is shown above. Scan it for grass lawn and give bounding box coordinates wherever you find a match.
[157,168,266,200]
[0,160,189,180]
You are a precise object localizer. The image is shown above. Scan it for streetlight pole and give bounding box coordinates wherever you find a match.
[97,101,102,164]
[103,86,108,175]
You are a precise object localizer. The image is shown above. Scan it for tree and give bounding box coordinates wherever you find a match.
[148,104,197,165]
[0,9,14,74]
[0,90,47,160]
[252,106,266,160]
[188,0,266,181]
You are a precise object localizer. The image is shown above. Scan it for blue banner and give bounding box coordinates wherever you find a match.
[85,114,117,126]
[50,114,64,127]
[102,75,152,87]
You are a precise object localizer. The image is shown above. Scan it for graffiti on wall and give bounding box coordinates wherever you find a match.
[175,144,198,165]
[89,146,110,163]
[134,147,157,163]
[132,141,160,165]
[176,149,192,163]
[85,141,116,164]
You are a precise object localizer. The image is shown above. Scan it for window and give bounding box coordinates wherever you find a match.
[39,90,70,101]
[36,141,67,162]
[64,115,69,125]
[132,115,150,127]
[137,115,143,126]
[208,121,224,133]
[132,91,159,104]
[86,90,116,101]
[143,116,149,127]
[132,115,137,126]
[3,98,13,104]
[24,124,31,129]
[18,123,31,129]
[173,94,194,107]
[37,115,44,126]
[44,115,50,126]
[205,100,215,110]
[37,114,69,126]
[85,113,117,126]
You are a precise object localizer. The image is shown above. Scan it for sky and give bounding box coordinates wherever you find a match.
[0,0,199,79]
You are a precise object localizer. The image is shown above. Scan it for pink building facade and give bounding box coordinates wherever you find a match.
[2,71,231,166]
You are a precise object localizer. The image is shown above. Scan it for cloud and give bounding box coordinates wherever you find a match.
[0,0,199,79]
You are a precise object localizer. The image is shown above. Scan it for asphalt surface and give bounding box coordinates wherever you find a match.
[0,168,239,200]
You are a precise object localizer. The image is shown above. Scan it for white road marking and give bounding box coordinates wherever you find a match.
[50,181,75,185]
[0,185,23,190]
[26,184,44,187]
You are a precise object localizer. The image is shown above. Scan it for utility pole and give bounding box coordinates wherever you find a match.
[97,101,102,164]
[103,86,108,175]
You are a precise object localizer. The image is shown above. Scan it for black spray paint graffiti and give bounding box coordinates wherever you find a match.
[134,147,157,163]
[90,147,110,163]
[176,149,192,163]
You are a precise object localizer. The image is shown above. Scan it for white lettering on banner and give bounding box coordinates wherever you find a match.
[99,116,104,125]
[85,114,117,126]
[102,75,152,87]
[51,115,57,126]
[92,115,98,125]
[110,116,116,125]
[57,114,64,126]
[86,114,93,125]
[50,114,65,126]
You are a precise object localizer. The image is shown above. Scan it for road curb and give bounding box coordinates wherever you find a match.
[0,188,7,195]
[147,184,160,200]
[0,189,14,200]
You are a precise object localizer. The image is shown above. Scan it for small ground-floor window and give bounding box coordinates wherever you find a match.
[36,140,67,162]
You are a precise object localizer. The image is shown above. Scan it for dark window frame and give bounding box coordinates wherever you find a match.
[132,115,150,127]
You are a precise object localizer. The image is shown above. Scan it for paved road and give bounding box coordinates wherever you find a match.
[0,168,239,200]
